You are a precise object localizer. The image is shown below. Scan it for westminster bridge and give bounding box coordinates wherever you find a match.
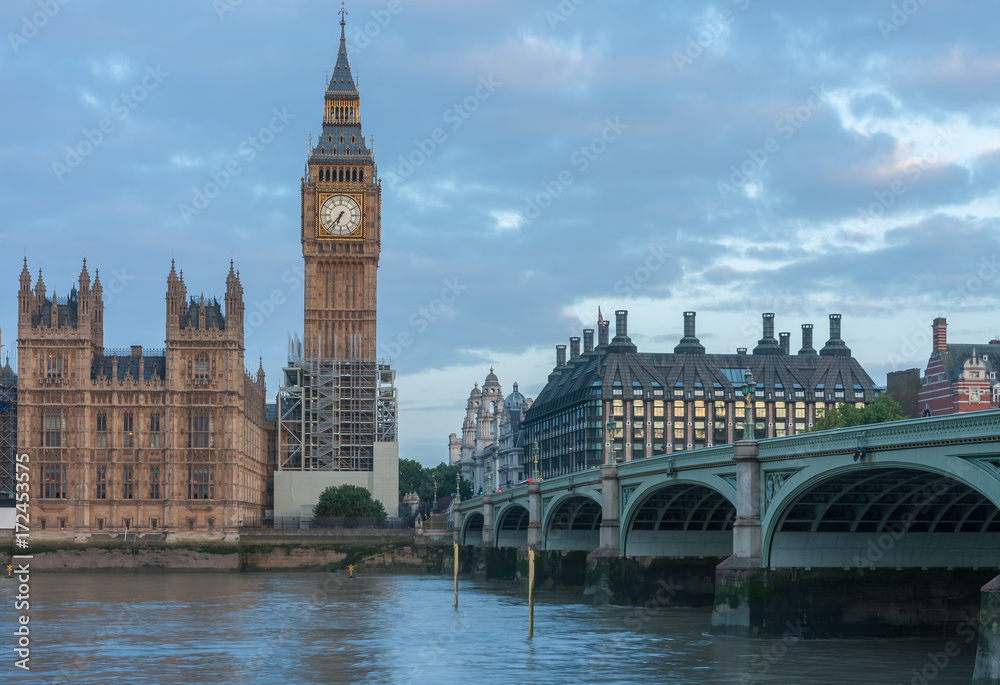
[455,410,1000,680]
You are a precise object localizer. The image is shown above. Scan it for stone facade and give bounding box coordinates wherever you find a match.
[449,369,533,494]
[17,258,270,540]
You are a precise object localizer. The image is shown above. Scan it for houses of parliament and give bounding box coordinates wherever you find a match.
[2,9,396,540]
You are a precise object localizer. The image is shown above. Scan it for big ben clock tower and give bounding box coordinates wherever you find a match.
[302,6,380,361]
[275,6,398,523]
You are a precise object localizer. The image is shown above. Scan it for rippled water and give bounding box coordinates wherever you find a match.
[3,573,977,684]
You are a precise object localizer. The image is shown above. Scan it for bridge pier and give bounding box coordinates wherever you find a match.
[479,493,494,548]
[712,440,764,633]
[974,574,1000,684]
[585,463,621,604]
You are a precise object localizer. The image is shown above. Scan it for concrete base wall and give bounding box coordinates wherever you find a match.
[584,555,724,606]
[273,443,398,520]
[974,574,1000,684]
[713,565,994,639]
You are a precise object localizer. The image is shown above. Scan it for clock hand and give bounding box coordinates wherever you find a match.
[332,211,345,225]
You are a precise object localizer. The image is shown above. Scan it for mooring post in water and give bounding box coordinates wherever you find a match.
[528,549,535,639]
[453,542,459,608]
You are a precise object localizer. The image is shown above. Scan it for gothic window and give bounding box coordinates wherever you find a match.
[333,147,338,155]
[357,147,362,155]
[150,467,161,499]
[122,466,133,499]
[189,412,213,448]
[194,353,210,381]
[46,353,62,378]
[188,466,215,500]
[327,135,332,143]
[96,466,107,499]
[122,411,134,448]
[150,412,160,448]
[43,411,65,447]
[339,135,344,143]
[321,147,325,154]
[42,465,66,498]
[96,411,107,448]
[359,170,364,182]
[330,107,334,120]
[351,135,355,143]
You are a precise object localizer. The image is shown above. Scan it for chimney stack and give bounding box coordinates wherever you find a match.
[753,312,781,354]
[932,317,947,352]
[779,332,790,355]
[819,314,851,356]
[556,345,567,368]
[583,329,595,353]
[674,311,706,354]
[799,324,816,355]
[615,310,628,339]
[569,337,581,360]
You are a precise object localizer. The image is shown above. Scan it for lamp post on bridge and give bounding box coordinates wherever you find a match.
[532,441,539,481]
[606,419,619,465]
[740,369,757,441]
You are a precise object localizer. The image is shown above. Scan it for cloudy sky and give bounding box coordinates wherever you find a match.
[2,0,999,465]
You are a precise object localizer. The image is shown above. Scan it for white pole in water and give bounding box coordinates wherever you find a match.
[123,524,128,543]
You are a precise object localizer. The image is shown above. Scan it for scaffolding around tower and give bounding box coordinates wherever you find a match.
[0,358,16,500]
[273,334,399,520]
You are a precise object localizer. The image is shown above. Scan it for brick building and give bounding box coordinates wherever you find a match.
[910,317,1000,416]
[18,258,270,539]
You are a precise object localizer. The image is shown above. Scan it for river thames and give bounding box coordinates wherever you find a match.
[4,572,976,684]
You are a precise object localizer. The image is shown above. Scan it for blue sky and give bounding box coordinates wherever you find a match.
[2,0,999,466]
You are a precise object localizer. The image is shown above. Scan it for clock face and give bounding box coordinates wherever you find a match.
[319,195,362,236]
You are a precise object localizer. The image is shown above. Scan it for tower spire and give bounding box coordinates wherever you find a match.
[328,1,356,93]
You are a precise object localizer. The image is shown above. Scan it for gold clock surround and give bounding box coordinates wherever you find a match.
[316,192,364,239]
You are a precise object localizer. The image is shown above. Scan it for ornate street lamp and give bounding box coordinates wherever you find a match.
[433,477,438,509]
[487,458,493,493]
[532,441,540,481]
[740,368,757,441]
[455,468,461,504]
[606,419,617,465]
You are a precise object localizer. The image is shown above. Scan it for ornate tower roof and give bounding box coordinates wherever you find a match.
[309,6,371,163]
[327,5,357,95]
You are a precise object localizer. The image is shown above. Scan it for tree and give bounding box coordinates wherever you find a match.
[397,459,473,502]
[811,394,906,431]
[313,484,387,521]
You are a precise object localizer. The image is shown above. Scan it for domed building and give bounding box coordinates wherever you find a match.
[448,370,532,493]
